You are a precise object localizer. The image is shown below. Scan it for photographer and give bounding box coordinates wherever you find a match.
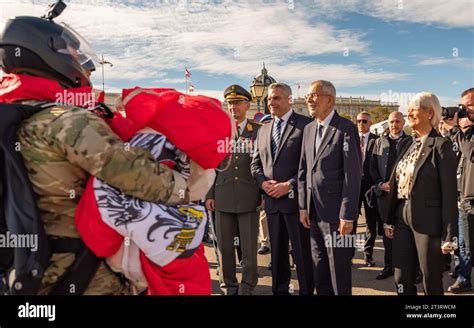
[441,88,474,293]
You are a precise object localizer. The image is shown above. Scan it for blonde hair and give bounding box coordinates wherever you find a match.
[408,92,441,128]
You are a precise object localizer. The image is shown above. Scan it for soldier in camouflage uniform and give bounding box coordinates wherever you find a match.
[0,14,187,295]
[19,106,186,295]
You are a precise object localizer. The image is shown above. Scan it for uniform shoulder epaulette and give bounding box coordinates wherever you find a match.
[248,119,262,126]
[246,122,254,133]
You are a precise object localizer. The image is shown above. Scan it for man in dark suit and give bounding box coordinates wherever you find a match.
[206,85,261,295]
[355,111,380,266]
[370,111,408,279]
[298,80,361,295]
[251,82,314,295]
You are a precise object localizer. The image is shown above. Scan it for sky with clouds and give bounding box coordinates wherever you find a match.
[1,0,473,111]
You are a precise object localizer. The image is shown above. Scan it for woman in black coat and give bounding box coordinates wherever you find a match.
[384,92,458,295]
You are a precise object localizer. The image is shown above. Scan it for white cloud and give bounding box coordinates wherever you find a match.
[311,0,474,28]
[437,95,461,107]
[2,0,470,110]
[184,89,225,101]
[271,62,408,88]
[1,0,407,89]
[155,78,186,84]
[417,56,472,68]
[418,57,453,66]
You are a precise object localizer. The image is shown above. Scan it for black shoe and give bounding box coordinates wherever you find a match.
[268,261,272,271]
[258,246,270,255]
[364,256,375,267]
[376,267,394,280]
[415,270,423,284]
[448,280,472,293]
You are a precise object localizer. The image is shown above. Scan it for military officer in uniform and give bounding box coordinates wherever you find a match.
[205,85,261,295]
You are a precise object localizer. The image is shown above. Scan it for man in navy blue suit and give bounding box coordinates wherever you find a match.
[298,80,362,295]
[251,83,314,295]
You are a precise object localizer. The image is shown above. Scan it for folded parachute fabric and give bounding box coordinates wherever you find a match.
[76,131,212,295]
[109,87,232,169]
[76,87,232,295]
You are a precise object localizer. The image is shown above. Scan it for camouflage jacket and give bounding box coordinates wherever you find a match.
[18,105,186,238]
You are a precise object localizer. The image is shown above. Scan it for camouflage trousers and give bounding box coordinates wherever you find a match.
[39,253,130,295]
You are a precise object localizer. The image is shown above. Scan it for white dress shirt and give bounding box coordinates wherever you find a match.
[237,118,248,135]
[317,109,336,135]
[275,109,294,135]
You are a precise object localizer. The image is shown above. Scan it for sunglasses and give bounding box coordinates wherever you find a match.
[357,119,368,124]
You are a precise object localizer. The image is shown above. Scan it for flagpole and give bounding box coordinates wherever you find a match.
[99,54,113,95]
[101,54,105,94]
[185,67,188,95]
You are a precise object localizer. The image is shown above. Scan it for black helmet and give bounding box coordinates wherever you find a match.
[0,16,99,87]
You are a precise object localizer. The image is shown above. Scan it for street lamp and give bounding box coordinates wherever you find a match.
[250,63,276,114]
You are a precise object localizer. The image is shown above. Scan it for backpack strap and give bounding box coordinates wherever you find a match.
[48,245,101,295]
[0,102,51,294]
[0,101,101,295]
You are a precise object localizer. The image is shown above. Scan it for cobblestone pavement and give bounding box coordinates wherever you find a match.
[205,213,474,296]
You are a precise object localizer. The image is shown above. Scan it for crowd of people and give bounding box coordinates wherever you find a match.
[0,3,472,296]
[206,80,473,296]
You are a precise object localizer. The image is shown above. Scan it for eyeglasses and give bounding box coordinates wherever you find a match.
[357,119,368,124]
[305,93,330,101]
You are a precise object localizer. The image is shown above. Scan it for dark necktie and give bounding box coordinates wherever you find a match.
[360,135,365,162]
[271,119,282,158]
[314,123,324,156]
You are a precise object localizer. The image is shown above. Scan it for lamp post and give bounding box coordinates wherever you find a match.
[250,63,276,114]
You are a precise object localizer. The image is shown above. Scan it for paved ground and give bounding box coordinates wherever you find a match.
[205,212,474,296]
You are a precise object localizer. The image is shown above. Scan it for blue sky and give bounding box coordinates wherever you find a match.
[1,0,473,111]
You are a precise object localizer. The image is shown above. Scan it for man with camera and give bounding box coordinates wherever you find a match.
[441,88,474,293]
